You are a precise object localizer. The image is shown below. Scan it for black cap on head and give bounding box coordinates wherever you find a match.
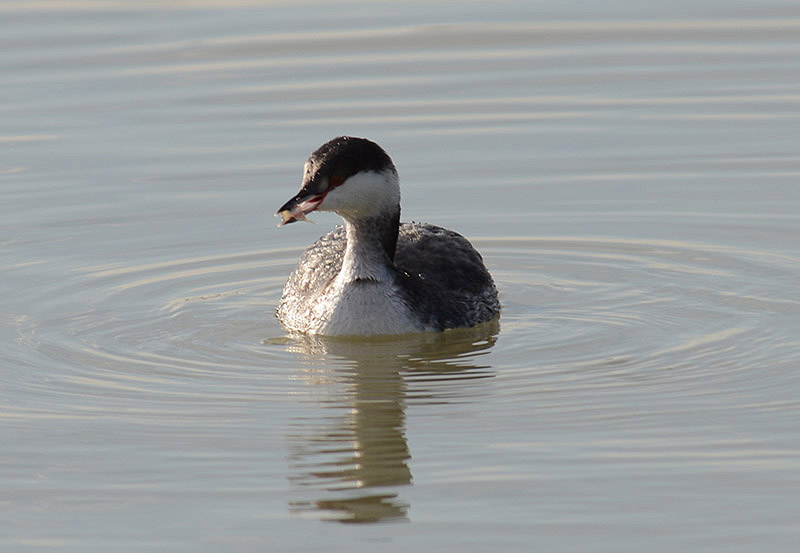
[302,136,395,194]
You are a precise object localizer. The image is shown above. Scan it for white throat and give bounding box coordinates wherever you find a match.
[336,217,395,284]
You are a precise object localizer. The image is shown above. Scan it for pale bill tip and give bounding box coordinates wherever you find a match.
[276,208,312,227]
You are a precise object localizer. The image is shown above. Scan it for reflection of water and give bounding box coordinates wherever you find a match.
[283,321,499,523]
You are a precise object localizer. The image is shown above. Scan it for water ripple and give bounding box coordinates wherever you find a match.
[486,237,799,419]
[6,234,797,430]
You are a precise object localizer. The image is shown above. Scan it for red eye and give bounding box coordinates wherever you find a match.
[330,174,344,188]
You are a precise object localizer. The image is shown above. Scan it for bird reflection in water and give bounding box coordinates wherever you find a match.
[282,320,499,523]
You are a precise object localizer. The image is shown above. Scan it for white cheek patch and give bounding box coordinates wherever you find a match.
[320,169,399,218]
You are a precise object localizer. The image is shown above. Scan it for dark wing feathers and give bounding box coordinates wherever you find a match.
[395,223,499,330]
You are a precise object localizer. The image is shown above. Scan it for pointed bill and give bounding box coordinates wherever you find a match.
[276,192,325,226]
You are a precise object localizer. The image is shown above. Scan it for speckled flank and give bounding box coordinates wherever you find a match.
[277,222,500,335]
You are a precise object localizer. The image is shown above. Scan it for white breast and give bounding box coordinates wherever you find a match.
[283,279,426,336]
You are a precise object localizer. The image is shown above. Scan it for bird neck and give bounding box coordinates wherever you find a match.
[338,210,400,283]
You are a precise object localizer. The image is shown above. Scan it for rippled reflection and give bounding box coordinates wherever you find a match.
[283,321,498,523]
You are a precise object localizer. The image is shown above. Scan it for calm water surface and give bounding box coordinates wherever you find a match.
[3,1,800,551]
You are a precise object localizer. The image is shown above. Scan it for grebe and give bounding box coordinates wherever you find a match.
[276,136,499,336]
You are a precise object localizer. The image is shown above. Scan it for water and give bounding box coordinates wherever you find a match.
[3,1,800,551]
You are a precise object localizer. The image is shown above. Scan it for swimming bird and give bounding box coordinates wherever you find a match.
[276,136,499,336]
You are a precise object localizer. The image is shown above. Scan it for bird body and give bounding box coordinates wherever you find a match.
[276,137,499,336]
